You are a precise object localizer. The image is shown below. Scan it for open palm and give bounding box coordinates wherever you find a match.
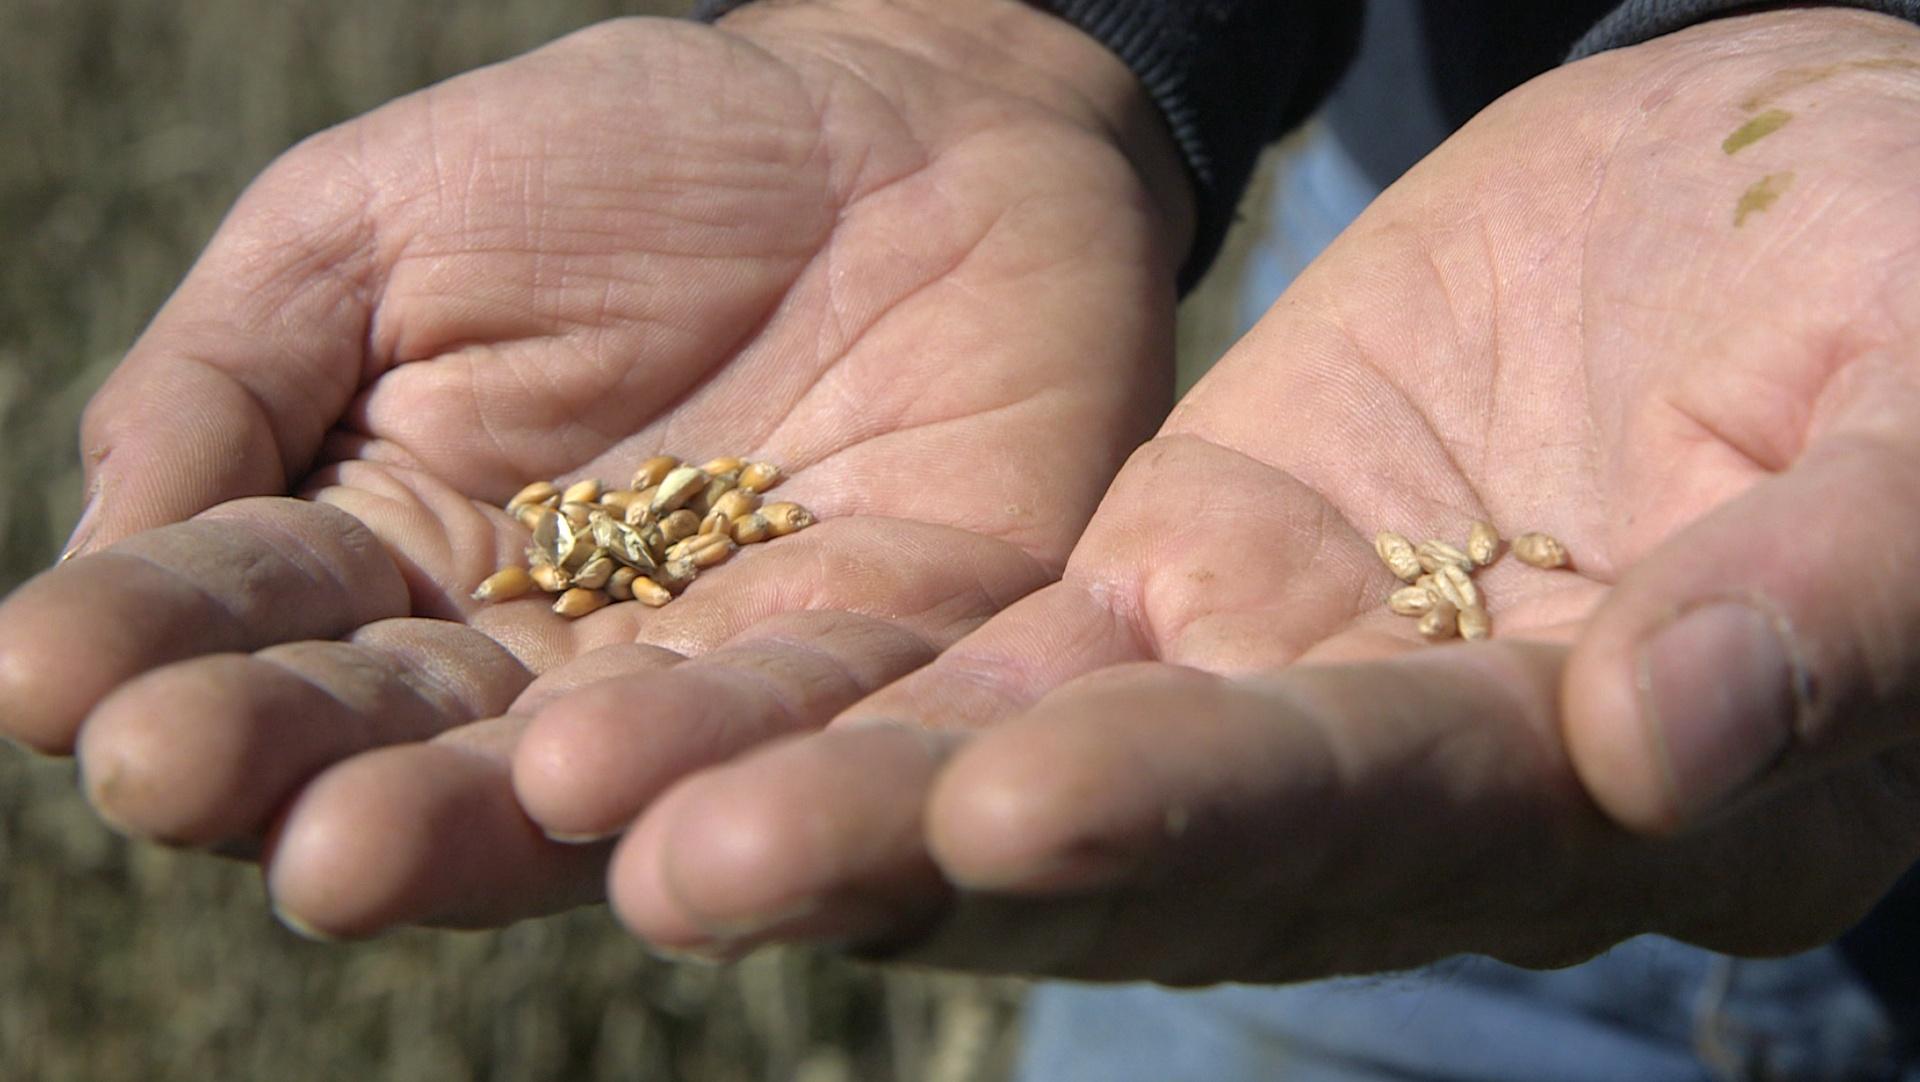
[603,10,1920,981]
[0,9,1183,936]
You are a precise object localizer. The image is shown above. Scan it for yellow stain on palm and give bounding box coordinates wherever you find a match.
[1723,108,1792,154]
[1735,172,1794,227]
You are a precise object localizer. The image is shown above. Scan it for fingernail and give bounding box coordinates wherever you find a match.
[543,827,620,845]
[58,490,101,564]
[1641,601,1806,822]
[272,903,341,944]
[641,941,734,967]
[693,896,823,942]
[659,896,891,962]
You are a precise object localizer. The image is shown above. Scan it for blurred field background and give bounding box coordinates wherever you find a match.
[0,1,1265,1078]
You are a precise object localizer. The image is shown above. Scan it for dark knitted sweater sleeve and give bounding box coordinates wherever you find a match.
[689,1,1360,293]
[1571,0,1920,58]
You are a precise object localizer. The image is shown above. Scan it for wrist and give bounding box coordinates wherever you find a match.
[710,0,1196,282]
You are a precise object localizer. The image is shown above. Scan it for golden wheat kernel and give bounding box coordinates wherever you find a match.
[625,491,659,527]
[1423,567,1474,612]
[601,520,653,569]
[694,537,735,568]
[516,503,548,530]
[1416,539,1473,575]
[1513,532,1569,569]
[631,576,673,607]
[1458,604,1492,641]
[1439,563,1480,610]
[607,566,640,601]
[1414,573,1444,607]
[731,513,772,545]
[472,566,534,603]
[507,480,560,513]
[562,478,604,505]
[712,489,760,521]
[531,507,572,566]
[589,511,621,551]
[636,522,667,561]
[652,467,708,513]
[561,502,596,532]
[632,456,679,491]
[530,563,571,593]
[698,456,745,476]
[1388,584,1435,617]
[573,552,615,590]
[737,462,783,494]
[1467,521,1500,566]
[1374,531,1422,583]
[553,587,611,618]
[690,474,736,517]
[598,488,640,514]
[656,556,699,593]
[699,510,730,537]
[1418,599,1460,640]
[761,501,813,537]
[659,509,701,544]
[668,531,734,567]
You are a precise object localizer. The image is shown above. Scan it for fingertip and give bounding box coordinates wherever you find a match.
[928,739,1144,894]
[0,570,122,755]
[0,635,76,756]
[607,785,722,948]
[78,368,290,548]
[1564,605,1695,836]
[77,658,258,845]
[613,724,953,952]
[651,755,823,937]
[264,750,440,940]
[512,683,648,842]
[927,668,1195,893]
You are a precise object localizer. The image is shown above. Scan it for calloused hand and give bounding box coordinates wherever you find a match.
[598,9,1920,981]
[0,0,1190,938]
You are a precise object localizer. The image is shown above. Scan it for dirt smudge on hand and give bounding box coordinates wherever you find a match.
[1722,108,1792,154]
[1734,172,1794,227]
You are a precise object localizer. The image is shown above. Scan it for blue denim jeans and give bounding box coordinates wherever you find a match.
[1015,936,1915,1081]
[1011,126,1919,1082]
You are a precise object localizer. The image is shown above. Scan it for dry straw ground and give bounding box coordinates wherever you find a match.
[0,2,1035,1078]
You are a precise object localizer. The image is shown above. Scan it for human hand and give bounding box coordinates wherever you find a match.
[600,9,1920,980]
[0,0,1190,938]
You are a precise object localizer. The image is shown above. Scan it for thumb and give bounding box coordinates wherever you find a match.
[65,142,378,558]
[1565,362,1920,833]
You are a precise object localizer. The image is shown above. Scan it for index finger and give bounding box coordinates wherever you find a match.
[69,137,379,557]
[0,497,407,753]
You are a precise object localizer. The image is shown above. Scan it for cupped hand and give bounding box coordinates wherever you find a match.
[603,9,1920,981]
[0,1,1189,938]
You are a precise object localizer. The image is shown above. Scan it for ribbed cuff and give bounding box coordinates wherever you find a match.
[690,1,1359,294]
[1571,0,1920,59]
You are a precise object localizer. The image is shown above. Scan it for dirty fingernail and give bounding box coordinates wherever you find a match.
[1641,601,1804,823]
[59,491,101,564]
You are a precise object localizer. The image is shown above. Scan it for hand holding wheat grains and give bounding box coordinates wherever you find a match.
[601,10,1920,981]
[0,1,1189,937]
